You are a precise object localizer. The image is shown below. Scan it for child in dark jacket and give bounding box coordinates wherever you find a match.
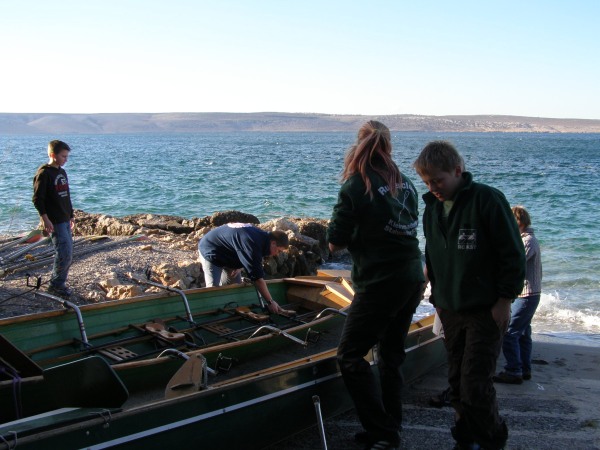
[32,140,74,297]
[328,121,424,450]
[414,140,525,450]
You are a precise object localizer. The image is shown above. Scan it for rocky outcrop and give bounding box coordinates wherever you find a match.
[77,209,331,300]
[74,210,262,237]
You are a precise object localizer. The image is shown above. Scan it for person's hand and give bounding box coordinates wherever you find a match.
[267,299,282,314]
[491,297,512,332]
[42,216,54,235]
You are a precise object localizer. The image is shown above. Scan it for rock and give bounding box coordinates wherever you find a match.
[125,213,186,229]
[145,286,164,294]
[261,218,299,234]
[106,220,137,236]
[164,220,194,234]
[85,291,106,302]
[297,219,328,252]
[191,217,212,230]
[152,261,204,289]
[98,272,122,292]
[263,256,279,276]
[178,260,202,279]
[210,211,260,227]
[106,284,145,299]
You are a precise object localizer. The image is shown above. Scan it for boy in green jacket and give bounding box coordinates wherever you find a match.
[414,141,525,450]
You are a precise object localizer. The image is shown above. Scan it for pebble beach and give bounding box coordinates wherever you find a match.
[0,234,196,318]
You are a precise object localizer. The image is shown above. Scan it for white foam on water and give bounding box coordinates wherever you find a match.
[533,291,600,334]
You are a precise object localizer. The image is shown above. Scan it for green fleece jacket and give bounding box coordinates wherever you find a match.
[423,172,525,312]
[327,168,423,293]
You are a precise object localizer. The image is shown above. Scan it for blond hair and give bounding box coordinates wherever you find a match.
[413,140,464,175]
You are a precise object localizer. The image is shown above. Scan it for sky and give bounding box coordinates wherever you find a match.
[1,0,599,119]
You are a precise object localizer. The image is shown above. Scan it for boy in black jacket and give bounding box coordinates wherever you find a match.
[32,140,74,297]
[414,141,525,450]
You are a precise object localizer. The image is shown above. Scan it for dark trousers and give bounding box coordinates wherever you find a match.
[337,281,422,445]
[439,308,508,450]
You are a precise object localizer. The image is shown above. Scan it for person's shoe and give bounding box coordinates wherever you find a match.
[493,371,523,385]
[428,386,451,407]
[522,372,531,381]
[365,440,399,450]
[47,284,73,297]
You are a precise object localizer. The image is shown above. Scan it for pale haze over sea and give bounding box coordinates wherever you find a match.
[1,131,599,345]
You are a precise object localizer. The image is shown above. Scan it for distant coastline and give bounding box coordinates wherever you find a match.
[2,112,600,134]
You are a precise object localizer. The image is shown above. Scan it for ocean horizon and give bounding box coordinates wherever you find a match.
[1,131,599,345]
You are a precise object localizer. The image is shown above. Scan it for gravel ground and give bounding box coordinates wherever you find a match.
[0,234,197,319]
[269,337,600,450]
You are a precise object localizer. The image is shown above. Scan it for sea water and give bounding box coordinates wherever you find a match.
[1,132,599,344]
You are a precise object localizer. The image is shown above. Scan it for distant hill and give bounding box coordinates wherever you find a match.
[1,112,600,134]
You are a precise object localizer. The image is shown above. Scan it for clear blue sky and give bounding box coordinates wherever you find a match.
[1,0,598,119]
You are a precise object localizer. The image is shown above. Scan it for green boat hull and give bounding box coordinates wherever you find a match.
[1,278,352,422]
[0,315,445,450]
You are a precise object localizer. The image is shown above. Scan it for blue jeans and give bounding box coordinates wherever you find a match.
[198,252,242,287]
[502,295,541,376]
[50,221,73,288]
